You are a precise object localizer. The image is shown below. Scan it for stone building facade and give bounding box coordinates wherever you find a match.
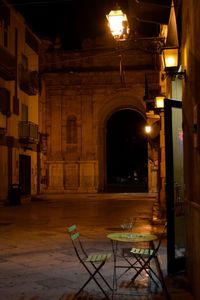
[39,42,161,193]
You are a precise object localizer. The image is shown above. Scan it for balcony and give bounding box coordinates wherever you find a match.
[0,45,16,80]
[19,121,39,144]
[19,64,39,95]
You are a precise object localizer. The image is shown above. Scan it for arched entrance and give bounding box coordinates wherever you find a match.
[106,109,148,192]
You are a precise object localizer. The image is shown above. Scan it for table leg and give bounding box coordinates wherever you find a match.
[110,239,118,294]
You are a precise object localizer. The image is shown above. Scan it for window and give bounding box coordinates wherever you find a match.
[67,115,77,144]
[0,87,10,116]
[21,103,28,122]
[3,22,8,48]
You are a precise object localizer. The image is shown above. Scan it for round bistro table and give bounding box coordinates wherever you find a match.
[107,232,158,293]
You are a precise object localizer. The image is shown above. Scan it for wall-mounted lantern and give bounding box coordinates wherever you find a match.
[162,47,179,69]
[145,125,152,134]
[155,95,165,109]
[161,47,186,81]
[106,5,130,41]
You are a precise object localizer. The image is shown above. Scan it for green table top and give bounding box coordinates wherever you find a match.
[107,232,158,243]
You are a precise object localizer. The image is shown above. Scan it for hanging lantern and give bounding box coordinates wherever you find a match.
[106,6,130,41]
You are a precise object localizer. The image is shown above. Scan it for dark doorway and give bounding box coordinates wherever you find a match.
[19,154,31,195]
[106,109,148,192]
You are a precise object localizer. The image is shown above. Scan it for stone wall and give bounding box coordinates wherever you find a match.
[39,46,160,193]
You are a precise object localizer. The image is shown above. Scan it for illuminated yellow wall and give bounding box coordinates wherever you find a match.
[0,1,39,201]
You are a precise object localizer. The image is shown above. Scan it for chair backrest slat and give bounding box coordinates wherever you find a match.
[71,232,80,240]
[67,224,88,259]
[68,224,77,233]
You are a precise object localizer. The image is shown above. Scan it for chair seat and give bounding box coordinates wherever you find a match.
[85,253,112,262]
[121,247,133,257]
[128,224,167,292]
[130,247,154,256]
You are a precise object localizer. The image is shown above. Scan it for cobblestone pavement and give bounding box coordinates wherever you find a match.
[0,193,194,300]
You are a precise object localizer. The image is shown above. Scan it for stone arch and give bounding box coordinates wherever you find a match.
[97,92,147,191]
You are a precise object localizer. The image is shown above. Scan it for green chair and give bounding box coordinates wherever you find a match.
[129,223,167,289]
[67,224,112,299]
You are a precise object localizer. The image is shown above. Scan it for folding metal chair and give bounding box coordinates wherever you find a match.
[129,223,167,289]
[67,224,112,299]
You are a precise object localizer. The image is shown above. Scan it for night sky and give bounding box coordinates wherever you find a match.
[11,0,129,49]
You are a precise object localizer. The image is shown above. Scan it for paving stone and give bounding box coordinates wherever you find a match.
[0,194,194,300]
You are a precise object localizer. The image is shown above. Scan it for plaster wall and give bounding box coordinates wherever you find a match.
[182,0,200,298]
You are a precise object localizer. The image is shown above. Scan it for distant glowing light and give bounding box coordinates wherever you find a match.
[166,57,176,67]
[155,96,165,109]
[145,125,152,134]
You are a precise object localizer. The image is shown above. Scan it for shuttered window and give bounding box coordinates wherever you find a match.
[0,87,10,116]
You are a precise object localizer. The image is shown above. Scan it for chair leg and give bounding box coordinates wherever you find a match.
[75,261,111,300]
[154,256,170,299]
[135,256,160,287]
[117,255,139,281]
[129,255,165,290]
[91,262,113,291]
[128,255,153,285]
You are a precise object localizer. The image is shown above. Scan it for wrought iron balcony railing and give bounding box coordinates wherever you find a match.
[18,121,39,143]
[18,64,39,95]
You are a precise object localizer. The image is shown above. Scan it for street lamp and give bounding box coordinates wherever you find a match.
[152,94,166,221]
[106,5,129,85]
[145,125,152,134]
[155,95,165,110]
[106,5,130,42]
[162,47,179,68]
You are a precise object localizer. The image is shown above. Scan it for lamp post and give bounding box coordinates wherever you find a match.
[144,96,166,222]
[154,95,166,221]
[145,111,160,198]
[145,121,159,199]
[106,5,130,86]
